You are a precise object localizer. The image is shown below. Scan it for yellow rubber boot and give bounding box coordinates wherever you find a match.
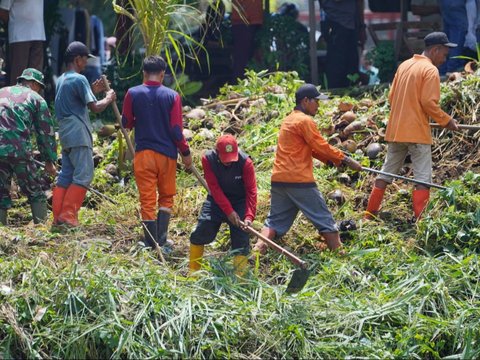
[233,255,248,278]
[189,244,204,273]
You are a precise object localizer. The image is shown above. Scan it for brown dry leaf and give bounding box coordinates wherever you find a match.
[314,242,328,251]
[33,306,47,322]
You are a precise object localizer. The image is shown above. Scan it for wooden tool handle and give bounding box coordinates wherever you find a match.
[189,161,308,269]
[242,222,307,269]
[190,164,210,193]
[101,75,136,157]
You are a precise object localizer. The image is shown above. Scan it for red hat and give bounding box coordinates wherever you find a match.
[216,134,238,163]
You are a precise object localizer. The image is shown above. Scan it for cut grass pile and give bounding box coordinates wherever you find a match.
[1,201,479,358]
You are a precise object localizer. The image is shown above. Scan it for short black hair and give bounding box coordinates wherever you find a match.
[64,41,94,65]
[64,54,77,65]
[142,55,167,73]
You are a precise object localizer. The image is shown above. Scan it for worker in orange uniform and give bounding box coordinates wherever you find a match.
[365,32,459,221]
[231,0,263,82]
[252,84,362,256]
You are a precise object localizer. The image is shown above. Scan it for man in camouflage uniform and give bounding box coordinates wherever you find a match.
[0,68,57,225]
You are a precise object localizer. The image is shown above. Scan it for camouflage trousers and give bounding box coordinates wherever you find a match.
[0,157,46,209]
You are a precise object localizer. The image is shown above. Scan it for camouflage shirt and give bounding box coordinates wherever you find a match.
[0,84,57,162]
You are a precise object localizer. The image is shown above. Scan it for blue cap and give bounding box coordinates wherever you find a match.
[295,84,328,102]
[424,32,457,48]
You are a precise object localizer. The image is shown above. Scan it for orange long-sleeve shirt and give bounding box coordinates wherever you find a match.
[385,54,451,145]
[271,110,345,185]
[231,0,263,25]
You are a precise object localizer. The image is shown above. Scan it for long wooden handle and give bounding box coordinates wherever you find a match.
[430,123,480,131]
[242,221,307,269]
[190,164,210,193]
[101,75,136,156]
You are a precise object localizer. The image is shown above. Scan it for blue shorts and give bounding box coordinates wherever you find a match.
[190,198,249,255]
[57,146,94,188]
[264,185,338,236]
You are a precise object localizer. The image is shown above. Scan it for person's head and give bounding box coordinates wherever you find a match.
[294,83,328,116]
[143,56,167,74]
[17,68,45,93]
[142,55,167,81]
[216,134,238,166]
[64,41,95,72]
[423,32,457,67]
[277,2,299,19]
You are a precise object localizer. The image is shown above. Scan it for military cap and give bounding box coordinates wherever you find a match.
[17,68,45,88]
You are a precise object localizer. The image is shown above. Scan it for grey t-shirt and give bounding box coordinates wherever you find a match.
[55,71,96,149]
[322,0,358,30]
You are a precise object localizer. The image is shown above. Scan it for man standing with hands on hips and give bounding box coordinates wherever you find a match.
[365,32,459,221]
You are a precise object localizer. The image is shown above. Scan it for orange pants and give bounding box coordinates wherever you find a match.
[134,150,177,220]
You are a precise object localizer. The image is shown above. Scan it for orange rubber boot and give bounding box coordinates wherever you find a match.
[412,189,430,220]
[52,186,67,224]
[57,184,87,227]
[365,186,386,219]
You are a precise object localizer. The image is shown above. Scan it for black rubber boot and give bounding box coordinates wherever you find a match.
[0,208,7,226]
[156,209,171,246]
[142,220,157,248]
[30,201,47,224]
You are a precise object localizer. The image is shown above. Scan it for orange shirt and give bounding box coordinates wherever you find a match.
[231,0,263,25]
[385,54,451,145]
[271,110,345,185]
